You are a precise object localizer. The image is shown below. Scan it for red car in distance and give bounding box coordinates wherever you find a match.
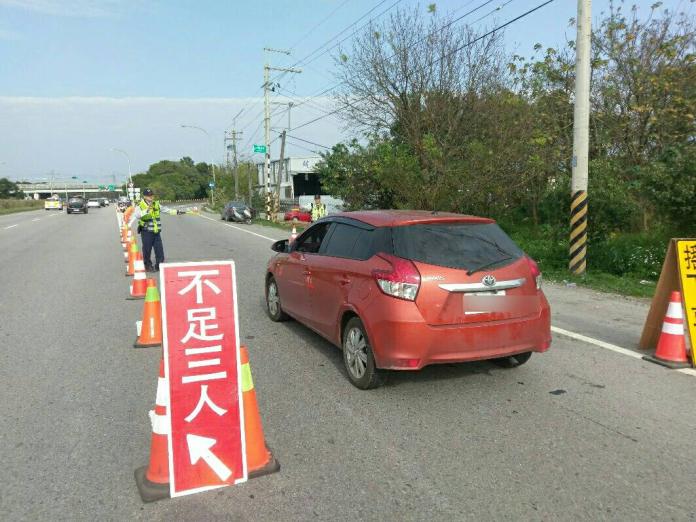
[284,207,311,222]
[265,210,551,389]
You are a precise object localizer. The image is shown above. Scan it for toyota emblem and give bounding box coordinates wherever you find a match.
[482,275,496,287]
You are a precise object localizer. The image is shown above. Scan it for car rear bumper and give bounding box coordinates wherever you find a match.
[364,297,551,370]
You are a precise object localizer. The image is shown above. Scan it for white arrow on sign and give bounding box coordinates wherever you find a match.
[186,434,232,481]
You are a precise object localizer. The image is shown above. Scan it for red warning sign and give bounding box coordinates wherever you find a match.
[160,261,247,497]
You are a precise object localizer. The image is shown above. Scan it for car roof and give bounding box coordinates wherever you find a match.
[329,210,495,228]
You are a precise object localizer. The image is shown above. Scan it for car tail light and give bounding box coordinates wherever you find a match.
[527,256,542,290]
[372,253,421,301]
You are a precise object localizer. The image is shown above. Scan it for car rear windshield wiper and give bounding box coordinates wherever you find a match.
[466,256,513,276]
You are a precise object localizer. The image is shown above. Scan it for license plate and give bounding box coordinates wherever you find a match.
[464,290,506,296]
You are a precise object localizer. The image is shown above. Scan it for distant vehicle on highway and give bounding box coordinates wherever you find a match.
[99,198,108,207]
[44,195,63,211]
[67,196,88,214]
[265,210,551,389]
[87,198,101,208]
[221,201,254,224]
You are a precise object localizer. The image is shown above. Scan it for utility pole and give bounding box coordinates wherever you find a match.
[275,131,287,213]
[570,0,592,276]
[225,129,243,199]
[263,47,301,220]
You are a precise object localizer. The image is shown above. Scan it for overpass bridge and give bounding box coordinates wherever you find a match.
[18,182,124,199]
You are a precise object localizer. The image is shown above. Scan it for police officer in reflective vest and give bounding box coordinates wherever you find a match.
[129,188,165,272]
[310,194,327,222]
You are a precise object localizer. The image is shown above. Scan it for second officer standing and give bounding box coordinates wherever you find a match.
[128,188,167,272]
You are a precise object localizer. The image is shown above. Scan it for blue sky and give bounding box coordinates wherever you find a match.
[0,0,691,181]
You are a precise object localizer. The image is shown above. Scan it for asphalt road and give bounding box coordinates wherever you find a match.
[2,207,695,521]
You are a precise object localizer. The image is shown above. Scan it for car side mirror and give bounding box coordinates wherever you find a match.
[271,239,289,253]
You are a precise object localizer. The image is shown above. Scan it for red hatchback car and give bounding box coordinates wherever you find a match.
[265,210,551,389]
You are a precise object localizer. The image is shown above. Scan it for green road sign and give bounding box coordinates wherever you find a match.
[108,184,115,191]
[253,144,267,154]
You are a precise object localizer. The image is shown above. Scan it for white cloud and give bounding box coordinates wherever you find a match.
[0,0,123,17]
[0,96,347,182]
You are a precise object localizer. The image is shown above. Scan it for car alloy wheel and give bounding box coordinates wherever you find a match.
[265,277,288,322]
[342,317,382,389]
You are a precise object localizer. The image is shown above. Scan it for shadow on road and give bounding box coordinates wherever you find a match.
[257,295,511,389]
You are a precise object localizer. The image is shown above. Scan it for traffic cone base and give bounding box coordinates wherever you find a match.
[240,346,280,480]
[642,353,690,369]
[643,291,690,369]
[134,466,170,503]
[248,446,281,479]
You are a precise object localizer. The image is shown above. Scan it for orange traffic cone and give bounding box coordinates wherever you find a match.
[240,346,280,478]
[134,282,163,348]
[134,358,171,503]
[290,224,298,243]
[644,291,690,369]
[126,240,138,276]
[128,255,149,299]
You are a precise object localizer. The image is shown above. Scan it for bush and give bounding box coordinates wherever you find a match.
[504,220,670,280]
[589,233,668,279]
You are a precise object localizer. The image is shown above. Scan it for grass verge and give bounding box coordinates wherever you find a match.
[543,268,655,299]
[251,218,309,233]
[0,200,44,215]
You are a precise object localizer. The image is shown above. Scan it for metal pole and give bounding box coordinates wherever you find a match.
[570,0,591,276]
[111,148,133,187]
[264,63,271,220]
[262,47,301,221]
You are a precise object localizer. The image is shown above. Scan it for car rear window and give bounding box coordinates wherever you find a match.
[391,222,524,271]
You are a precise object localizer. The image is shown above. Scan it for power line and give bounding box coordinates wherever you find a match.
[236,0,501,156]
[436,0,556,64]
[286,135,332,150]
[288,0,352,51]
[269,0,402,86]
[288,0,556,133]
[268,0,512,122]
[285,137,325,155]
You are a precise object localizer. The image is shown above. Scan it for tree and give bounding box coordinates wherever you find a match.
[131,157,211,201]
[333,6,509,211]
[0,178,23,199]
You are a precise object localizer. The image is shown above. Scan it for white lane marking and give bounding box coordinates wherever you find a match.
[198,214,277,242]
[4,224,18,229]
[551,326,643,359]
[551,325,696,378]
[32,218,40,222]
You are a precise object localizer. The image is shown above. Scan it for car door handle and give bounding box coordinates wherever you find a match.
[339,276,351,286]
[303,270,311,276]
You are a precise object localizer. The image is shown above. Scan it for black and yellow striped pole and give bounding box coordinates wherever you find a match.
[570,0,591,276]
[569,191,588,274]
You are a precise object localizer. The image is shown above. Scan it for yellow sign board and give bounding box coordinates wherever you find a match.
[640,238,696,359]
[677,240,696,365]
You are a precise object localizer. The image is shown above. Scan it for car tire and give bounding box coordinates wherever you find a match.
[492,351,532,368]
[265,276,289,322]
[342,317,382,390]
